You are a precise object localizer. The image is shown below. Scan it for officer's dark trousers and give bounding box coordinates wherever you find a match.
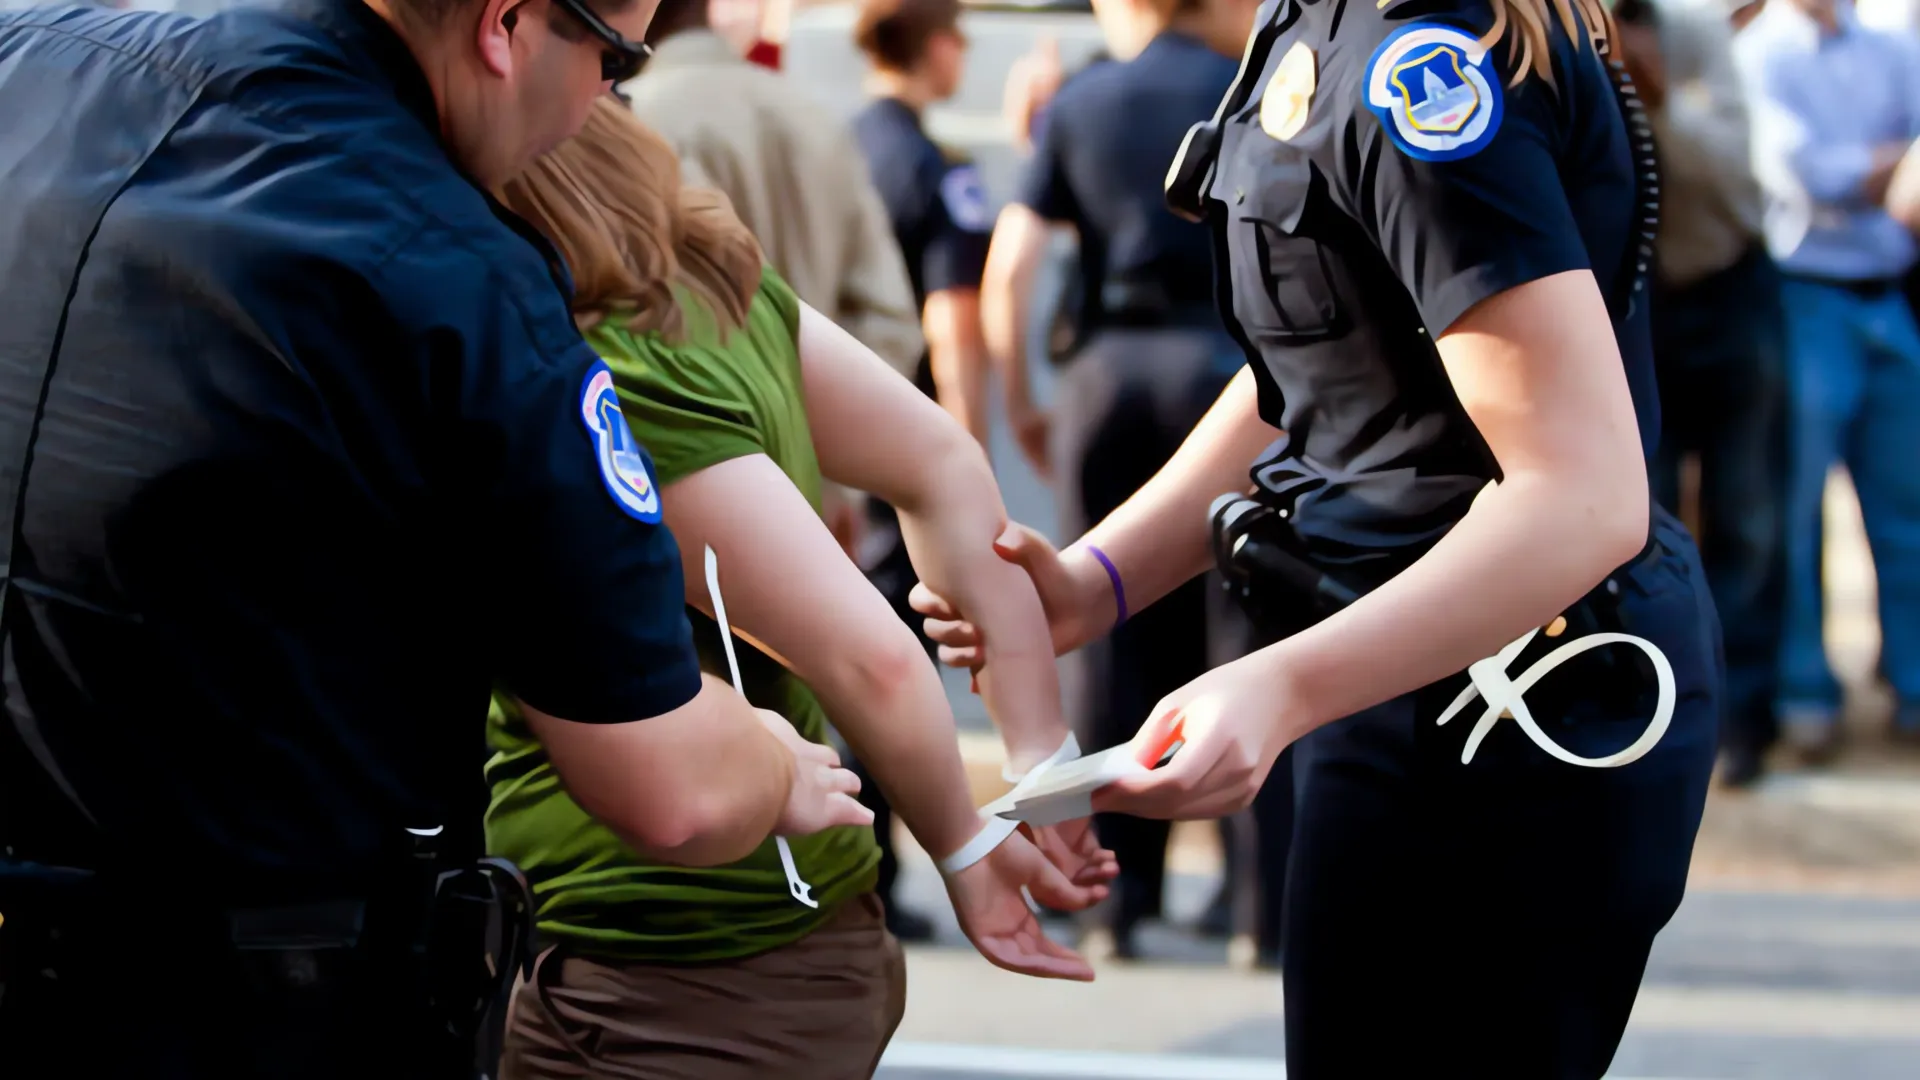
[1052,325,1279,938]
[1649,245,1789,758]
[0,881,472,1079]
[1279,507,1721,1078]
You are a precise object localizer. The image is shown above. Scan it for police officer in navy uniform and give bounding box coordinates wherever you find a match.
[848,0,994,942]
[978,0,1283,962]
[914,0,1723,1073]
[0,1,866,1076]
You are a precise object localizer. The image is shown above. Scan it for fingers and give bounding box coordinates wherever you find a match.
[821,791,876,830]
[908,582,957,621]
[817,762,861,796]
[1019,839,1106,913]
[1090,710,1219,820]
[792,739,842,768]
[921,616,980,650]
[974,927,1095,982]
[990,522,1055,568]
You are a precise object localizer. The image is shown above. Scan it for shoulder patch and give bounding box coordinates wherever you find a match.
[579,361,662,524]
[938,164,995,233]
[1363,23,1504,163]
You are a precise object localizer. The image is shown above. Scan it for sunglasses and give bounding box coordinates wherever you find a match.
[551,0,653,83]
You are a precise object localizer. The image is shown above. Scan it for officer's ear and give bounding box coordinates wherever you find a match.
[476,0,531,78]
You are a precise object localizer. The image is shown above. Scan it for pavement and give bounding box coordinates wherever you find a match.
[782,5,1920,1077]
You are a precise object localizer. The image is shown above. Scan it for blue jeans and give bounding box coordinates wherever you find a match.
[1777,276,1920,718]
[1651,248,1789,753]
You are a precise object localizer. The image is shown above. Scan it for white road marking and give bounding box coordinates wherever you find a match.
[878,1042,1284,1079]
[877,1042,1703,1079]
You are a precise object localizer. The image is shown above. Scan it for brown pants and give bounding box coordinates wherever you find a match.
[502,894,907,1080]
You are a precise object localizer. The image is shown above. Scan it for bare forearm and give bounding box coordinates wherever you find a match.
[1259,473,1646,738]
[1888,139,1920,231]
[529,675,793,867]
[928,336,992,448]
[982,209,1046,414]
[811,639,983,861]
[1079,367,1276,616]
[897,448,1071,773]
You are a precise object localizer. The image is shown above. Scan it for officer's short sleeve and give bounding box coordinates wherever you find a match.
[923,158,994,294]
[398,248,704,725]
[1016,104,1080,224]
[1333,22,1591,335]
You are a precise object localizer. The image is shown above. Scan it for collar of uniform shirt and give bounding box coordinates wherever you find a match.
[278,0,442,140]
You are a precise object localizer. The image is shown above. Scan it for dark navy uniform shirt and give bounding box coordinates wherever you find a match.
[1019,31,1240,319]
[853,97,995,317]
[1191,0,1659,574]
[0,0,702,891]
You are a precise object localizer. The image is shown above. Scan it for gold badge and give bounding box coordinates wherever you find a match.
[1259,42,1317,142]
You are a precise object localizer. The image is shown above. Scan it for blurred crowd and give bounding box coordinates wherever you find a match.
[21,0,1920,961]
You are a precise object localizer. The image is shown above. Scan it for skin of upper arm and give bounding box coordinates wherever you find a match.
[662,454,925,708]
[521,689,720,857]
[1434,271,1648,551]
[797,302,983,508]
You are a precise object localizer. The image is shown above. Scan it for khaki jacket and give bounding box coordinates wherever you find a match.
[626,30,924,377]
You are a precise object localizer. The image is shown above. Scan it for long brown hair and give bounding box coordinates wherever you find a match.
[1485,0,1617,89]
[498,96,764,341]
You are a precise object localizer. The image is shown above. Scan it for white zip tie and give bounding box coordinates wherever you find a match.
[939,732,1080,877]
[704,546,818,909]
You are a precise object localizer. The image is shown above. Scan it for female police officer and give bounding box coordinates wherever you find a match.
[978,0,1271,962]
[915,0,1722,1074]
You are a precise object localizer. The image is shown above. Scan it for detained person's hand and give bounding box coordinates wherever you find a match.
[910,523,1116,669]
[1024,818,1119,890]
[1091,652,1294,820]
[945,829,1099,981]
[756,709,875,836]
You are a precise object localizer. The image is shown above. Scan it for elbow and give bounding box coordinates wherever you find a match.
[1577,461,1652,579]
[616,794,767,868]
[826,630,926,715]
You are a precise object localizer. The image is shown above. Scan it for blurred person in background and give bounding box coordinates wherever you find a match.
[1614,0,1789,786]
[848,0,996,940]
[852,0,994,451]
[627,0,941,936]
[627,0,925,558]
[1734,0,1920,754]
[975,0,1273,963]
[491,99,1115,1080]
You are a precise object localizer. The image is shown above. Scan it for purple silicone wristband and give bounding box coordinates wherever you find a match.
[1084,544,1128,627]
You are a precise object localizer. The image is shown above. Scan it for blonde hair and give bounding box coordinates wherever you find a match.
[1484,0,1617,89]
[497,97,764,341]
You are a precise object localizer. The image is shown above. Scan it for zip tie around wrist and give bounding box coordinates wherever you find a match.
[706,546,819,909]
[940,732,1081,877]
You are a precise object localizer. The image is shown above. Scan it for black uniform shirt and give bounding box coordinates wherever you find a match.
[853,96,995,315]
[1018,31,1239,316]
[0,1,702,890]
[1197,0,1659,572]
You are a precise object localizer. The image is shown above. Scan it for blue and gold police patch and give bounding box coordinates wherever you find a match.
[580,361,662,524]
[1363,24,1504,162]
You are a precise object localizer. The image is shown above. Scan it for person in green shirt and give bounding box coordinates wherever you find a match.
[487,97,1119,1080]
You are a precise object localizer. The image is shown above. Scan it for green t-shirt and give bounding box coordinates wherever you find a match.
[484,270,881,963]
